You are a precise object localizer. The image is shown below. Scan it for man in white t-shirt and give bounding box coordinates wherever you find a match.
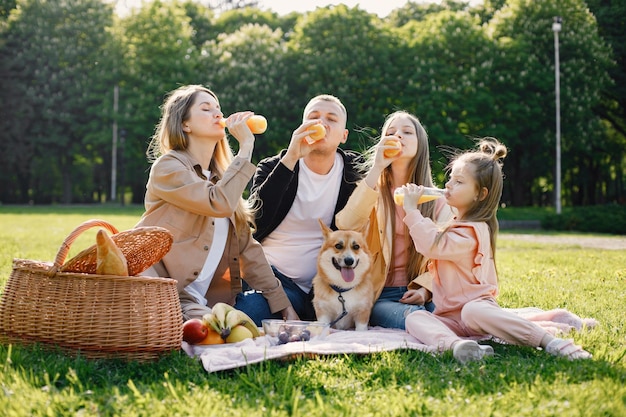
[249,95,365,320]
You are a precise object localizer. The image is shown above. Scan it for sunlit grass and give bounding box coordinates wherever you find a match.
[0,206,624,416]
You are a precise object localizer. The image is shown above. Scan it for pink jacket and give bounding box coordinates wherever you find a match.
[404,210,498,316]
[135,150,291,313]
[336,180,453,298]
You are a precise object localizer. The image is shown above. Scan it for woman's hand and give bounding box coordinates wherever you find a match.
[225,111,256,160]
[280,306,300,321]
[399,287,431,305]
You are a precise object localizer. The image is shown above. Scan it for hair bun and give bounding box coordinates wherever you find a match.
[478,137,507,162]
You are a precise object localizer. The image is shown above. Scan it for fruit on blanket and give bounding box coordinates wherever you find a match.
[202,303,260,343]
[224,309,261,338]
[182,318,209,344]
[95,229,128,276]
[383,138,402,158]
[197,327,225,345]
[305,123,326,144]
[219,115,267,134]
[225,324,254,343]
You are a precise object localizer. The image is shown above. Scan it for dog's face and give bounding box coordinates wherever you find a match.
[317,220,372,288]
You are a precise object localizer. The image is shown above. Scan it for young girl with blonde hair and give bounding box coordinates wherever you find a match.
[400,138,591,363]
[136,84,298,325]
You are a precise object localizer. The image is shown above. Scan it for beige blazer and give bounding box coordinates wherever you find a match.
[135,150,291,314]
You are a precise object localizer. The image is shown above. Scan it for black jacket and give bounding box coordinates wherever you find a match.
[251,148,365,242]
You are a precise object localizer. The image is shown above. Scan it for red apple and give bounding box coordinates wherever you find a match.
[182,318,209,344]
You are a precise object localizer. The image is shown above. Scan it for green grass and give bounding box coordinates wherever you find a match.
[1,206,625,416]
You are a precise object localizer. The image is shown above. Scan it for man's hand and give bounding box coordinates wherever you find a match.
[281,119,323,170]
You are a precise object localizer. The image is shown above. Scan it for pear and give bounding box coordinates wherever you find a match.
[225,325,254,343]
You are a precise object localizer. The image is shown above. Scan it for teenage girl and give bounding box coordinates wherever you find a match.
[336,111,452,329]
[400,138,591,363]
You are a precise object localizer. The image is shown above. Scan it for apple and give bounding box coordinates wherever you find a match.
[182,318,209,344]
[225,325,254,343]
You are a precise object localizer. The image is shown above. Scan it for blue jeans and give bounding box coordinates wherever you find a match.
[234,290,282,327]
[369,286,435,330]
[235,266,317,326]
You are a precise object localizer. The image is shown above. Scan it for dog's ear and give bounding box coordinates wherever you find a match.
[318,218,332,237]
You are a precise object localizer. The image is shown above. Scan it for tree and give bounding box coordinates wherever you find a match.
[487,0,613,206]
[118,0,198,203]
[396,10,497,185]
[286,4,404,151]
[0,0,116,203]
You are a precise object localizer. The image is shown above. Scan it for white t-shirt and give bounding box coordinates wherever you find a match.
[184,169,229,306]
[262,154,344,293]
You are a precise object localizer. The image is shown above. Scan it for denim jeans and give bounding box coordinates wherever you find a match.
[235,266,317,326]
[369,286,435,330]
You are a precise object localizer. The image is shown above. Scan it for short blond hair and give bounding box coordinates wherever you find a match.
[302,94,347,122]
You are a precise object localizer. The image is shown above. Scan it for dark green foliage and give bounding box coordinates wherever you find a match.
[542,204,626,234]
[0,0,623,208]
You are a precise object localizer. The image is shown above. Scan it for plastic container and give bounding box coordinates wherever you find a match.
[262,320,330,345]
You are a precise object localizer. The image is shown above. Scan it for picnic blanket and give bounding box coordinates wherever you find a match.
[183,327,434,373]
[183,308,597,373]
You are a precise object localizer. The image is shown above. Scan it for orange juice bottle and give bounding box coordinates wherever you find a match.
[305,124,326,144]
[383,139,402,158]
[394,187,445,205]
[219,115,267,134]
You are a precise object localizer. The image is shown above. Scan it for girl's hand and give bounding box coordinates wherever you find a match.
[224,111,255,159]
[374,135,401,168]
[399,287,431,305]
[363,135,399,189]
[281,119,323,170]
[400,183,423,212]
[280,306,300,321]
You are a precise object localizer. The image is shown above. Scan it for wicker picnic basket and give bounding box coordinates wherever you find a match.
[0,219,183,361]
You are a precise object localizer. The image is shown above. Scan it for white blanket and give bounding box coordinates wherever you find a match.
[182,308,597,373]
[183,327,434,373]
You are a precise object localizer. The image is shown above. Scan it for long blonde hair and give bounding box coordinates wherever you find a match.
[370,111,437,281]
[147,85,254,233]
[438,138,507,264]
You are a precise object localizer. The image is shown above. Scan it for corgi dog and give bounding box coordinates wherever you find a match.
[312,219,375,331]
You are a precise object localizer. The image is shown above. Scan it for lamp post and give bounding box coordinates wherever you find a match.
[111,85,119,202]
[552,16,562,214]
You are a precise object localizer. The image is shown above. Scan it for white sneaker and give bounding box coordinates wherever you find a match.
[545,338,592,360]
[452,340,494,364]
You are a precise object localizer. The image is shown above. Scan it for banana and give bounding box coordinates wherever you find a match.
[201,312,221,334]
[211,302,234,330]
[203,303,260,341]
[224,309,260,338]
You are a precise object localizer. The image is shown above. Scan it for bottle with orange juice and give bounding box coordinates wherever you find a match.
[394,187,445,206]
[383,138,402,158]
[305,124,326,144]
[220,115,267,134]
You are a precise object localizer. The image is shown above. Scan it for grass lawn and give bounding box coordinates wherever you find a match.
[0,206,624,416]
